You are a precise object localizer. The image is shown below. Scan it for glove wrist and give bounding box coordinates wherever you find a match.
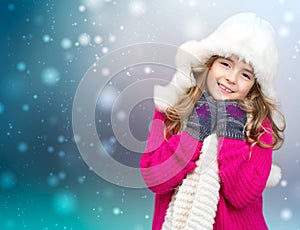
[216,101,246,140]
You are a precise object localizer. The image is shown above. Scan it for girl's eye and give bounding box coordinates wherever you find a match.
[242,73,251,80]
[220,62,230,67]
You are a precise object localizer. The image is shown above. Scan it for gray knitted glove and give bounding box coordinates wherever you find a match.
[216,100,247,140]
[185,91,217,142]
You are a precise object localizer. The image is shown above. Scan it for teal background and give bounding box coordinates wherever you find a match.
[1,0,299,229]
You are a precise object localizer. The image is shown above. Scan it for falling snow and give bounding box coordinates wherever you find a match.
[1,0,300,229]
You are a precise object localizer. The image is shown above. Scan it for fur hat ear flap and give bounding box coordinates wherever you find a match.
[153,83,180,112]
[175,40,202,66]
[173,40,203,91]
[266,163,282,187]
[153,40,202,111]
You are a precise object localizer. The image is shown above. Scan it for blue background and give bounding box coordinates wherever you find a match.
[1,0,300,229]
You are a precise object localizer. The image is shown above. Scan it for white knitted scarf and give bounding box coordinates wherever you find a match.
[162,133,220,230]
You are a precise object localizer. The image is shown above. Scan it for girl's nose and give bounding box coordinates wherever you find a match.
[225,74,237,84]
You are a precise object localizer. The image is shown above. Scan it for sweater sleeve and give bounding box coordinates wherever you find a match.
[217,118,273,209]
[140,108,203,194]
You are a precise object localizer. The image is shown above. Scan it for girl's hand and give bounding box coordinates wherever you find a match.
[185,91,217,141]
[216,100,247,140]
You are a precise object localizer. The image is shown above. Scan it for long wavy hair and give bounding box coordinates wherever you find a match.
[164,56,285,150]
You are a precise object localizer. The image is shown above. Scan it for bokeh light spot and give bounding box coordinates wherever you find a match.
[47,174,59,187]
[22,104,30,112]
[0,171,17,189]
[41,67,61,86]
[17,62,26,72]
[52,191,77,216]
[18,142,28,153]
[0,103,4,115]
[61,38,72,50]
[280,208,293,221]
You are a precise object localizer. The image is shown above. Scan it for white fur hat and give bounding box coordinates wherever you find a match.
[154,12,279,111]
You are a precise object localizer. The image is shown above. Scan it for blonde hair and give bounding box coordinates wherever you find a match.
[240,83,285,150]
[164,56,285,150]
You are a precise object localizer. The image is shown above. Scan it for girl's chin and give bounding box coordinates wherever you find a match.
[210,91,233,100]
[215,96,232,100]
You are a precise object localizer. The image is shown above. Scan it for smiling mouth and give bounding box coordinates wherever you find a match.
[218,83,234,93]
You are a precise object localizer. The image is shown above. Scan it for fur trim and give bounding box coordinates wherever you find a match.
[153,83,180,112]
[153,40,202,111]
[266,163,282,187]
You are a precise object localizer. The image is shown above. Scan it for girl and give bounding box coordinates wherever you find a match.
[140,13,285,229]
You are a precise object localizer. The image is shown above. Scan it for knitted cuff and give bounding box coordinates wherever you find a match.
[216,122,245,140]
[185,123,210,142]
[216,102,246,140]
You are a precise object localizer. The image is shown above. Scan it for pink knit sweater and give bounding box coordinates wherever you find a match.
[140,109,273,230]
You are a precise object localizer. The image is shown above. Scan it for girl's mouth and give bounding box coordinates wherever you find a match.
[218,83,234,93]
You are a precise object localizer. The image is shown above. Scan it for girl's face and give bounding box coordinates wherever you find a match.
[206,56,255,100]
